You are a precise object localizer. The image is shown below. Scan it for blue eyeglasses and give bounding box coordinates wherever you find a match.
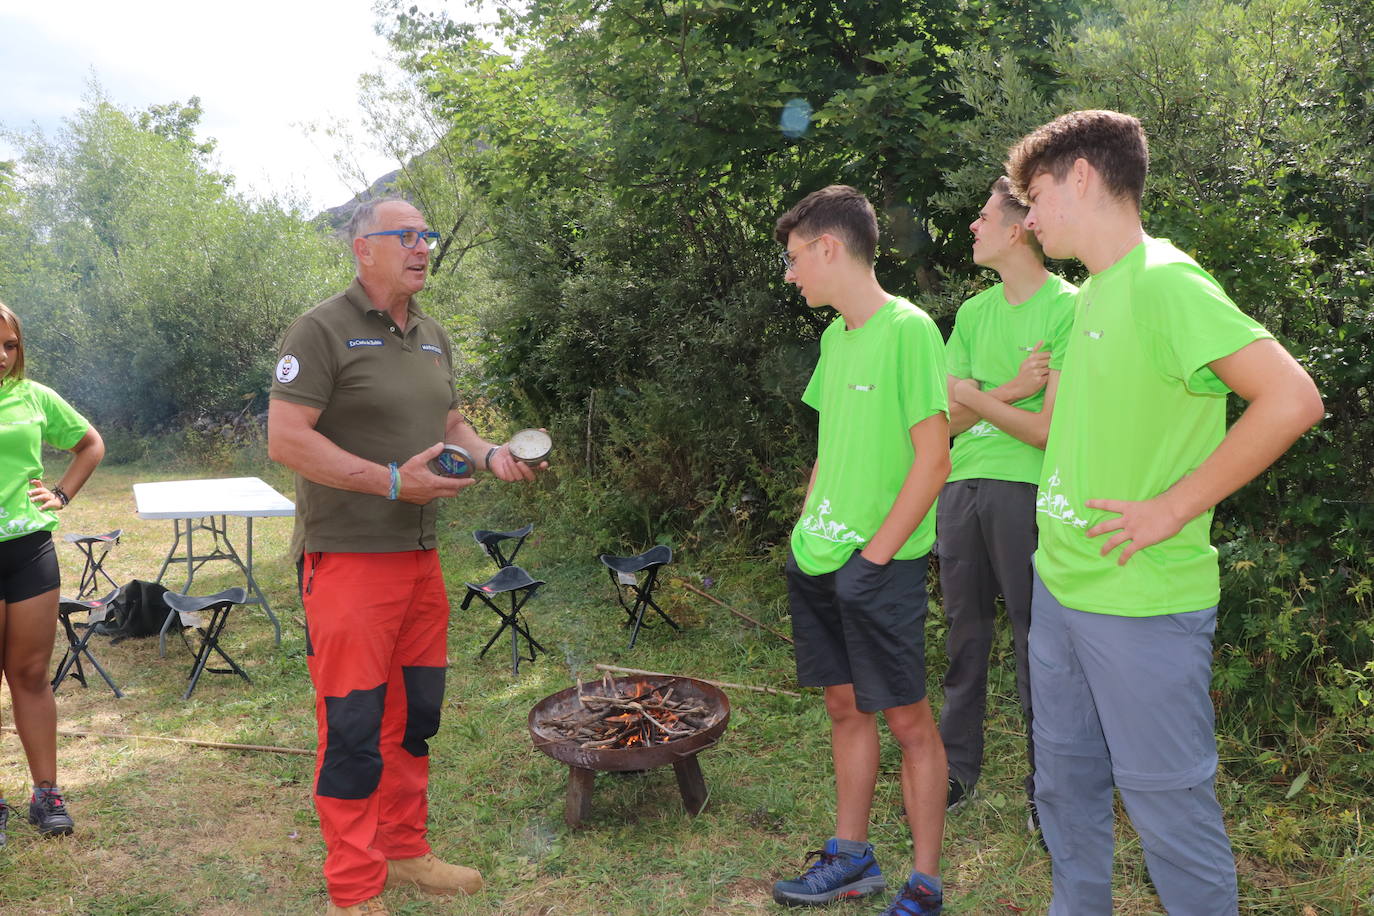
[362,229,441,249]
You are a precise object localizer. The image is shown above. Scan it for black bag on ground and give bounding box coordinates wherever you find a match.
[96,580,171,642]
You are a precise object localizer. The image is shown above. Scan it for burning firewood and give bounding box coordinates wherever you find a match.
[538,680,713,749]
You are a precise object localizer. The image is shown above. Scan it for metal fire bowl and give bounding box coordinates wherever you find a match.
[529,675,731,772]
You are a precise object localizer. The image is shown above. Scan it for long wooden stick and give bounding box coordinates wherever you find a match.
[593,663,802,698]
[673,580,794,645]
[2,725,312,756]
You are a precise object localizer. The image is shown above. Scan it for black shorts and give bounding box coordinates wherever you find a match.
[786,550,930,713]
[0,531,60,603]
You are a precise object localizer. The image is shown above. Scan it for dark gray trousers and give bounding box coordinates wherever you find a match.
[936,478,1037,796]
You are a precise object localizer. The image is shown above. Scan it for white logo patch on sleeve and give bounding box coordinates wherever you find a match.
[275,354,301,383]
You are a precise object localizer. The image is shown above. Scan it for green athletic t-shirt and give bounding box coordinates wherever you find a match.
[946,274,1077,484]
[1035,238,1272,616]
[0,378,89,542]
[790,298,948,576]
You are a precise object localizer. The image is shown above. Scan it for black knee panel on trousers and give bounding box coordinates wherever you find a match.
[318,683,387,799]
[401,665,446,758]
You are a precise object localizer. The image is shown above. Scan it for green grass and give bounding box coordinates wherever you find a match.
[0,455,1368,914]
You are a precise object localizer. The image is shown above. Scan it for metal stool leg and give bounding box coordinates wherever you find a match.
[53,601,124,698]
[624,567,677,650]
[183,604,251,700]
[51,611,89,690]
[465,584,545,675]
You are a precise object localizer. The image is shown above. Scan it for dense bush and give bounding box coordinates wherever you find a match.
[942,0,1374,736]
[382,0,1374,737]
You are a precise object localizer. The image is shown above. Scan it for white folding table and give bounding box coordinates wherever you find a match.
[133,477,295,654]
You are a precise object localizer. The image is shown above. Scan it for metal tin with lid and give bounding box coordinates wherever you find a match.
[429,444,475,478]
[507,428,552,466]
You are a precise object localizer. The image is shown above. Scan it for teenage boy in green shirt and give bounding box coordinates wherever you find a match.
[771,185,950,916]
[1007,110,1323,914]
[940,177,1076,831]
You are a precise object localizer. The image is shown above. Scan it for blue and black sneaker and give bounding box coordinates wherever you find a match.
[772,838,885,907]
[878,871,943,915]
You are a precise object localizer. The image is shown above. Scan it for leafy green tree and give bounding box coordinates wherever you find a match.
[380,0,1074,537]
[941,0,1374,734]
[0,86,351,435]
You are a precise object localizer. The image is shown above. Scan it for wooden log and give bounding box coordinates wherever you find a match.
[673,580,794,645]
[593,663,801,698]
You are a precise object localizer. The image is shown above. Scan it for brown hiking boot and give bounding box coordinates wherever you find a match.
[325,897,390,915]
[385,851,483,896]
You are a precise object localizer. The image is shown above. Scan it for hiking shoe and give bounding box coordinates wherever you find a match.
[28,788,73,836]
[772,838,885,906]
[385,851,482,896]
[0,802,9,847]
[879,871,943,915]
[326,897,390,915]
[946,778,972,811]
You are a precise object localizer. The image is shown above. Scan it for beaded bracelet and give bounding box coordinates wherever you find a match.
[51,485,70,507]
[387,463,400,501]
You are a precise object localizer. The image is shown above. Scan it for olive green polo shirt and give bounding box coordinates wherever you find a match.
[270,278,460,556]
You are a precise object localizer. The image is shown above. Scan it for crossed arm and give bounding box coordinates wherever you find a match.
[947,342,1056,448]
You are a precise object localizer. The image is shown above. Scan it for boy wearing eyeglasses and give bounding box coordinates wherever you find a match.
[772,185,950,916]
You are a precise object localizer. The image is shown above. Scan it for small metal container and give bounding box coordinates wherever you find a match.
[507,428,552,466]
[429,444,475,478]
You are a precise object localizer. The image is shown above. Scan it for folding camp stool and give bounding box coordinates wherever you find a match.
[162,587,250,700]
[599,545,677,650]
[52,589,124,698]
[473,523,533,569]
[64,529,122,599]
[461,565,546,675]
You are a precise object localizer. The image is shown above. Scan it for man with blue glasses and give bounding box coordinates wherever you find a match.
[361,228,442,250]
[269,197,543,916]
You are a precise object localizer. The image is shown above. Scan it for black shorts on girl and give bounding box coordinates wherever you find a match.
[786,550,930,713]
[0,531,60,603]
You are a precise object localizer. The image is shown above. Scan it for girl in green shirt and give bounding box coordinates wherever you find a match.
[0,301,105,844]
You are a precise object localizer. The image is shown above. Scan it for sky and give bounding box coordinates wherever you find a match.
[0,0,431,213]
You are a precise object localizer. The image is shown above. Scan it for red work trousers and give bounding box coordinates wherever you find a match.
[302,550,450,907]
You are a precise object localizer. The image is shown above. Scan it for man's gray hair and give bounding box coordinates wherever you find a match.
[346,195,411,241]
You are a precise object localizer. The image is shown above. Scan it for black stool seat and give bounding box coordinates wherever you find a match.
[461,564,545,675]
[599,544,672,575]
[164,587,248,618]
[64,530,122,546]
[599,545,677,649]
[162,587,250,700]
[468,564,541,594]
[52,588,124,698]
[64,529,122,599]
[473,523,534,569]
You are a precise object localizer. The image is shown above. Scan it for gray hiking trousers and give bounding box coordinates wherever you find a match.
[936,478,1036,797]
